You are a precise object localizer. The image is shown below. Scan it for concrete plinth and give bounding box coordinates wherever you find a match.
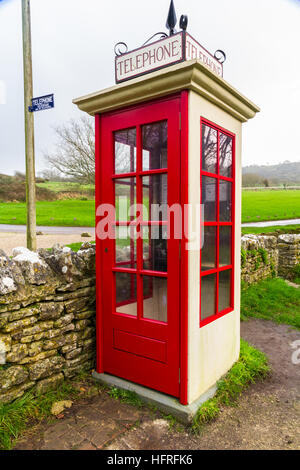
[92,371,217,424]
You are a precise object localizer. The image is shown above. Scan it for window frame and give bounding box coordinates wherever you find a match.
[200,117,236,328]
[112,120,170,324]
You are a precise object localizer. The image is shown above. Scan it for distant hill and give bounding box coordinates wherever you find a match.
[0,173,57,202]
[242,161,300,186]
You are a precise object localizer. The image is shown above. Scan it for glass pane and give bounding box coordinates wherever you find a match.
[114,128,136,174]
[115,226,136,268]
[219,133,233,177]
[219,181,232,222]
[219,226,232,267]
[202,124,217,174]
[142,121,168,170]
[143,276,167,323]
[218,270,231,312]
[201,226,216,271]
[142,225,167,272]
[115,178,136,221]
[143,175,168,221]
[201,273,216,320]
[202,176,217,221]
[115,272,137,316]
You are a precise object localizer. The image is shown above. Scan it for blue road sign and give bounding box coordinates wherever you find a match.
[29,94,54,112]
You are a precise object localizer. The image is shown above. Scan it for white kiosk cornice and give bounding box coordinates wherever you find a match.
[73,59,260,122]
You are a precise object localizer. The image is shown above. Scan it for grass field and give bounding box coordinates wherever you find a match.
[0,189,299,227]
[242,190,300,223]
[241,278,300,329]
[0,200,95,227]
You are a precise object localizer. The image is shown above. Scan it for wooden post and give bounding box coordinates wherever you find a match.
[22,0,37,251]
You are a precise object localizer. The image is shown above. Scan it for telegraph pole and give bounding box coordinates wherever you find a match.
[22,0,37,251]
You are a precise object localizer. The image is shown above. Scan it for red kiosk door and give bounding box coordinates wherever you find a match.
[97,97,181,397]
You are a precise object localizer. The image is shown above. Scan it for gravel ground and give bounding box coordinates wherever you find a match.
[0,232,91,255]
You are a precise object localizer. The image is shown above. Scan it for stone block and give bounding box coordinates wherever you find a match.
[64,348,83,360]
[3,316,38,334]
[6,343,28,362]
[75,319,91,331]
[74,310,95,320]
[43,336,66,351]
[0,366,28,391]
[20,349,57,365]
[53,313,74,329]
[38,302,65,321]
[64,297,91,313]
[28,356,65,381]
[63,359,95,379]
[35,373,64,395]
[0,380,35,404]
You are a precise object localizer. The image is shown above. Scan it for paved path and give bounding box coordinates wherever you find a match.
[15,319,300,450]
[0,224,95,235]
[242,218,300,227]
[0,218,299,234]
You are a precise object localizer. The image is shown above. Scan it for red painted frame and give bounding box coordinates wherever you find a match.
[95,113,104,373]
[95,94,189,401]
[199,118,236,328]
[179,90,189,404]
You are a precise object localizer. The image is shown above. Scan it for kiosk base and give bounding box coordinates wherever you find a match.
[92,371,217,424]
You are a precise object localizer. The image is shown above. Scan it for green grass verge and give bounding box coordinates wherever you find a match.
[241,224,300,235]
[66,241,95,252]
[192,339,270,432]
[241,277,300,328]
[107,387,144,408]
[242,190,300,223]
[291,264,300,285]
[65,238,131,253]
[0,200,95,227]
[0,381,81,450]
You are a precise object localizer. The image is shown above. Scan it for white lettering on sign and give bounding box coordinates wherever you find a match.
[116,33,184,82]
[32,96,53,106]
[185,34,222,77]
[115,32,223,83]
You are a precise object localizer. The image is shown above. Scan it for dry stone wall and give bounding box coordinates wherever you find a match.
[241,235,278,284]
[0,233,299,404]
[277,234,300,280]
[0,243,96,404]
[241,233,300,284]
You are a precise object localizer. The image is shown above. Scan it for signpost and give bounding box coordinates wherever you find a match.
[22,0,54,252]
[29,94,54,113]
[22,0,36,252]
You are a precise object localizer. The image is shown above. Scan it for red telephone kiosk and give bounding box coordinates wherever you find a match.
[74,39,259,421]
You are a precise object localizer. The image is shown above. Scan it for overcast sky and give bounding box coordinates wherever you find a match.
[0,0,299,176]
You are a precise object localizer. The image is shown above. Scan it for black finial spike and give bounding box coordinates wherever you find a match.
[166,0,177,36]
[179,15,188,31]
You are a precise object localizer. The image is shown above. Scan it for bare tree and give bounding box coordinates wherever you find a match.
[44,116,95,183]
[242,173,264,187]
[263,178,269,188]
